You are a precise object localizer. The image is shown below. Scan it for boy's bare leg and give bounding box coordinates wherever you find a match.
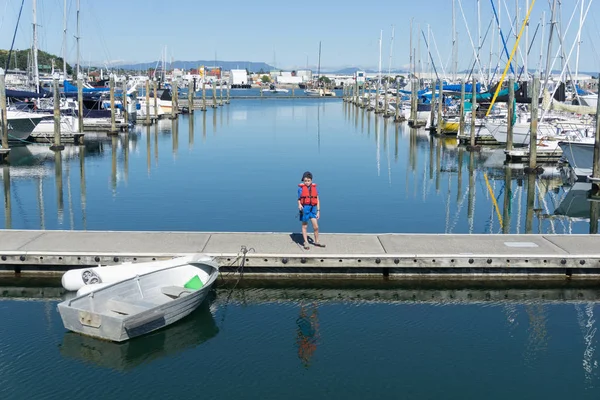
[311,218,319,243]
[302,222,309,245]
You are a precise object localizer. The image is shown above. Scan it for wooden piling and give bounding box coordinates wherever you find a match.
[374,81,380,113]
[201,80,207,111]
[429,80,436,129]
[171,79,177,119]
[219,82,223,106]
[212,82,217,107]
[77,77,84,133]
[507,76,515,151]
[226,83,230,104]
[0,69,8,151]
[122,80,128,127]
[410,79,417,124]
[459,81,465,136]
[383,81,389,117]
[528,75,539,170]
[470,78,477,148]
[109,75,118,134]
[437,79,443,135]
[50,77,64,151]
[188,79,194,113]
[145,79,151,125]
[394,84,400,122]
[153,80,158,118]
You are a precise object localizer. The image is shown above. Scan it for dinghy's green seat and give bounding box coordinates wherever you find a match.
[184,275,204,290]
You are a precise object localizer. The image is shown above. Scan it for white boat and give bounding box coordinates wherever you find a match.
[558,139,596,180]
[57,255,220,342]
[304,88,336,97]
[61,254,212,291]
[262,84,289,94]
[4,111,46,141]
[32,115,78,134]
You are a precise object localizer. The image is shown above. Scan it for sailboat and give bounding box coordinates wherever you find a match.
[304,41,335,97]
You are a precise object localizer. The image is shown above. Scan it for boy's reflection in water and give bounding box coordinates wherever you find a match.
[296,303,320,368]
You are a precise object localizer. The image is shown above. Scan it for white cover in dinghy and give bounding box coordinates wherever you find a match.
[61,254,213,291]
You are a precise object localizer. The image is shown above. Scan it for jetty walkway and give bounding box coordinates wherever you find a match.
[0,230,599,279]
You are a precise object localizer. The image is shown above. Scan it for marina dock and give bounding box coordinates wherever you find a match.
[1,230,600,279]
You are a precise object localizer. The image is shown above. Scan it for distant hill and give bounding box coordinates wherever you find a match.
[0,49,72,74]
[114,60,275,73]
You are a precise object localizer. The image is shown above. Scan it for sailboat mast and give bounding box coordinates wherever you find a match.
[378,30,382,83]
[76,0,80,77]
[32,0,39,92]
[63,0,67,78]
[544,0,557,87]
[409,19,413,77]
[388,25,394,76]
[317,41,321,81]
[452,0,457,81]
[575,0,584,86]
[525,0,529,77]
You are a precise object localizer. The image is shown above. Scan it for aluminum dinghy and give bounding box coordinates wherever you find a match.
[57,255,219,342]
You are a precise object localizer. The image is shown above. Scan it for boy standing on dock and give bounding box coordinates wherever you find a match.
[298,171,325,250]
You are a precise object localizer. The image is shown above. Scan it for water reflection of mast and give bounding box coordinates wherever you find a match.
[435,137,441,193]
[66,160,74,229]
[384,118,391,185]
[457,148,463,202]
[146,126,151,175]
[317,103,321,153]
[525,174,536,233]
[394,122,399,162]
[3,165,11,229]
[202,111,207,142]
[172,118,179,157]
[361,107,365,134]
[212,107,217,134]
[54,150,64,223]
[123,132,129,184]
[467,151,475,234]
[79,144,86,230]
[428,136,434,181]
[575,302,598,385]
[189,114,194,148]
[111,135,118,194]
[375,116,380,176]
[37,177,44,229]
[502,166,512,234]
[154,122,159,165]
[524,304,548,364]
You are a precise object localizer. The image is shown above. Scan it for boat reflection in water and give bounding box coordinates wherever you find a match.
[58,300,219,371]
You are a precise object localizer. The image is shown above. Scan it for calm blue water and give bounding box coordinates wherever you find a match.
[1,100,600,398]
[0,98,596,233]
[1,285,600,399]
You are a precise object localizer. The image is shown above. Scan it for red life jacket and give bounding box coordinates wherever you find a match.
[298,183,318,206]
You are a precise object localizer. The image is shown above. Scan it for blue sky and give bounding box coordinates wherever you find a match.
[1,0,599,73]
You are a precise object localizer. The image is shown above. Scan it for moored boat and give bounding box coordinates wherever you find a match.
[57,255,220,342]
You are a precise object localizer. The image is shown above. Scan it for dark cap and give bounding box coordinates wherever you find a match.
[301,171,313,181]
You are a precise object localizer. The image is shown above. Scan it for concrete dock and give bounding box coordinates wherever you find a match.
[1,230,600,279]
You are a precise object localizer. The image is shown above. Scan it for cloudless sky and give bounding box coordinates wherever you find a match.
[1,0,599,73]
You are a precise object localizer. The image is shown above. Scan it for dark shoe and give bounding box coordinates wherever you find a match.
[314,243,326,248]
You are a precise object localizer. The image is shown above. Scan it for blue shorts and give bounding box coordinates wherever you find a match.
[300,205,318,222]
